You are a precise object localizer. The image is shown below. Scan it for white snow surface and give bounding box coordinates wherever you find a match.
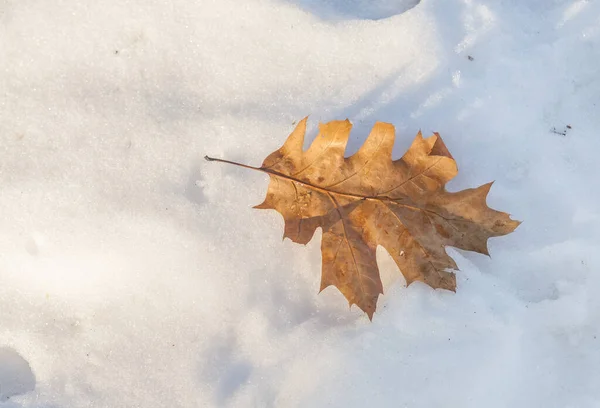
[1,0,600,406]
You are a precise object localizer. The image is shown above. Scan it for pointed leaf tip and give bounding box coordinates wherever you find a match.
[253,200,272,209]
[427,132,453,159]
[481,181,494,194]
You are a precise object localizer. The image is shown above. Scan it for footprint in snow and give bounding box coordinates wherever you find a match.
[290,0,420,21]
[0,347,36,402]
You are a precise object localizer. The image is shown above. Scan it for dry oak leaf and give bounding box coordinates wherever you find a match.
[206,118,520,319]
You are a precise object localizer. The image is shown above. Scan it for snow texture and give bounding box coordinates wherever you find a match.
[1,0,600,407]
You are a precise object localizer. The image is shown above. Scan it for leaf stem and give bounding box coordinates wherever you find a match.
[204,155,262,172]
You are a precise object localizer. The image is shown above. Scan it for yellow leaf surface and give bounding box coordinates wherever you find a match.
[208,118,520,319]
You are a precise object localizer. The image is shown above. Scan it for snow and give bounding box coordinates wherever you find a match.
[1,0,599,406]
